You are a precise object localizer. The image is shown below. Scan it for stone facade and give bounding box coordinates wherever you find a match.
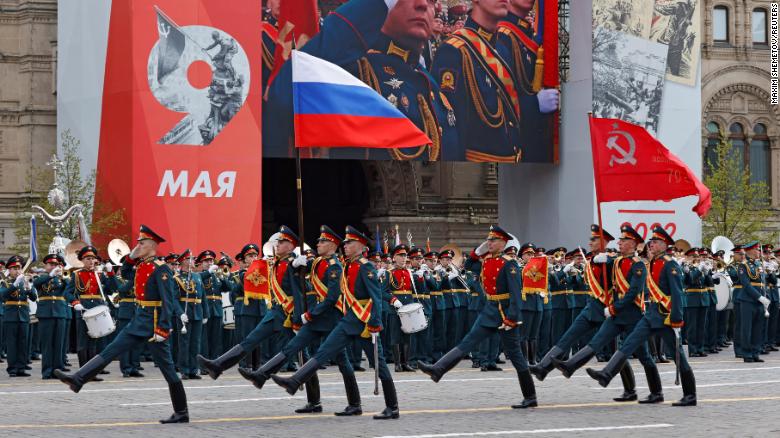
[0,0,57,257]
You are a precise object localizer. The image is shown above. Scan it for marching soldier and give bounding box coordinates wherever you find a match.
[420,225,537,409]
[553,224,660,403]
[198,227,303,379]
[683,248,710,357]
[240,225,362,416]
[387,244,415,372]
[424,251,446,361]
[65,246,110,371]
[564,249,588,351]
[737,242,771,362]
[55,225,190,423]
[175,250,209,379]
[1,255,37,377]
[271,226,400,420]
[32,254,70,379]
[432,0,521,162]
[439,249,463,352]
[546,247,568,359]
[464,250,489,368]
[518,242,542,365]
[728,245,744,358]
[234,243,268,370]
[111,256,144,378]
[0,260,5,364]
[586,226,696,407]
[198,250,222,370]
[409,247,433,367]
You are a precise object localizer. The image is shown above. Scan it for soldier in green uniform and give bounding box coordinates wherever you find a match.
[548,247,570,358]
[175,250,209,379]
[518,243,542,365]
[199,250,224,367]
[55,225,190,423]
[728,246,744,357]
[409,247,433,367]
[737,242,771,362]
[424,251,446,361]
[0,260,6,363]
[2,256,37,377]
[386,244,415,372]
[110,255,144,378]
[33,254,73,379]
[683,248,710,357]
[586,226,696,407]
[271,226,400,420]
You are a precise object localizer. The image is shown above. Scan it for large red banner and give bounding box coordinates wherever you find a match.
[93,0,263,252]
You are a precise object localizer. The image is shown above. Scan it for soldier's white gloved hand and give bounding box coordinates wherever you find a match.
[392,299,403,309]
[475,241,489,256]
[151,333,167,343]
[301,313,310,325]
[377,268,386,278]
[203,318,208,324]
[371,331,379,344]
[74,304,85,312]
[448,270,460,280]
[563,262,574,274]
[759,296,771,307]
[180,313,189,324]
[292,255,308,268]
[415,269,425,279]
[673,327,681,339]
[51,267,62,277]
[604,307,612,319]
[537,88,560,114]
[13,275,24,287]
[95,264,104,273]
[208,265,218,273]
[593,253,608,263]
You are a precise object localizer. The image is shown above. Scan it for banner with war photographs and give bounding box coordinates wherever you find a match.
[592,0,655,38]
[650,0,701,85]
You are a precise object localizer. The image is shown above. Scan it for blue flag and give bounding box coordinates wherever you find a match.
[29,215,38,263]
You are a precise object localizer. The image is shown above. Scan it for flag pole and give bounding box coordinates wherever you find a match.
[588,112,609,295]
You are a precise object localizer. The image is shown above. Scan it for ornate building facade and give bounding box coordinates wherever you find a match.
[701,0,779,207]
[0,0,57,257]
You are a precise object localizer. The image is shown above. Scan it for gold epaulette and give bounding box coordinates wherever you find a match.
[498,27,512,36]
[445,37,465,48]
[358,257,368,265]
[154,259,165,267]
[502,254,514,261]
[663,255,672,261]
[329,258,337,265]
[367,49,381,54]
[632,256,642,263]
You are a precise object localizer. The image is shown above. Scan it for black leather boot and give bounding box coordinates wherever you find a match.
[296,373,323,413]
[613,362,638,402]
[529,346,563,381]
[53,354,107,393]
[373,379,399,419]
[638,365,664,404]
[553,345,595,379]
[586,351,628,388]
[511,369,538,408]
[528,340,538,366]
[197,344,245,380]
[672,369,697,406]
[334,372,362,416]
[238,352,286,390]
[401,345,415,372]
[393,345,403,372]
[418,347,463,383]
[271,358,320,396]
[160,381,189,423]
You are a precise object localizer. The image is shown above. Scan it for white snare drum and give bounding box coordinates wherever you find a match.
[714,272,733,311]
[398,302,428,334]
[222,305,235,329]
[83,305,116,338]
[28,299,38,324]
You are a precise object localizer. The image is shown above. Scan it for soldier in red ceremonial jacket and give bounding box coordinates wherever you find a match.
[55,225,190,423]
[419,225,538,409]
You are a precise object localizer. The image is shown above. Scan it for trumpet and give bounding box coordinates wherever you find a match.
[221,266,231,276]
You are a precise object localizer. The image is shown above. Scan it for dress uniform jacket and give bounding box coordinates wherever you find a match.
[645,255,685,329]
[33,274,73,319]
[305,255,344,332]
[1,281,37,323]
[120,257,178,339]
[477,254,522,328]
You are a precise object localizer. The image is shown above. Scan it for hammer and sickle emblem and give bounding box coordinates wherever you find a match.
[606,127,637,167]
[158,21,170,39]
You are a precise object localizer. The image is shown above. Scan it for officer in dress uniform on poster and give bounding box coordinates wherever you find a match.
[55,225,190,423]
[265,0,460,161]
[1,255,37,377]
[32,254,71,379]
[420,225,537,409]
[586,226,697,407]
[272,226,401,420]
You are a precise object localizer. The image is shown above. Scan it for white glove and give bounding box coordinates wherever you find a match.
[301,313,310,325]
[593,253,608,263]
[673,327,681,339]
[537,88,560,114]
[371,331,379,344]
[95,264,104,273]
[415,269,425,279]
[292,255,308,268]
[150,333,167,343]
[434,266,445,275]
[377,268,386,278]
[392,299,403,309]
[563,262,574,274]
[683,264,690,273]
[105,262,114,272]
[74,304,85,312]
[13,275,24,287]
[759,296,771,307]
[475,241,489,256]
[448,270,460,280]
[208,265,218,273]
[604,307,612,318]
[180,313,189,324]
[203,318,208,324]
[51,267,62,277]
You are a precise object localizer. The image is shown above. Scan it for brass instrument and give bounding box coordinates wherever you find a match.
[108,239,131,266]
[63,239,87,275]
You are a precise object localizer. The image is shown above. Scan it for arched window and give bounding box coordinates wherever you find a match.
[749,123,770,185]
[713,6,729,43]
[704,121,721,174]
[752,8,768,45]
[729,122,746,167]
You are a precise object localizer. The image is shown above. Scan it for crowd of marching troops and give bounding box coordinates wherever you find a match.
[2,219,778,423]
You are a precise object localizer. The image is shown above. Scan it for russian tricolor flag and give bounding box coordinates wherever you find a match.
[292,50,432,149]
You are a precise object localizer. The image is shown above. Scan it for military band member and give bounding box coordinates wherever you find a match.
[65,246,110,371]
[31,254,69,379]
[2,255,37,377]
[424,251,446,360]
[232,243,268,370]
[701,248,721,354]
[0,260,5,364]
[240,226,361,416]
[409,247,433,367]
[586,226,696,407]
[198,227,303,379]
[683,248,710,357]
[175,251,209,379]
[272,226,400,420]
[387,244,415,372]
[55,225,190,423]
[553,224,659,403]
[111,256,144,378]
[197,250,223,369]
[737,242,771,362]
[439,249,463,352]
[420,225,537,409]
[762,245,779,353]
[517,242,542,365]
[464,250,489,368]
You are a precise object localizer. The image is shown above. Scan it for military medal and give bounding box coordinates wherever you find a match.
[384,78,404,90]
[400,94,410,111]
[387,93,398,107]
[447,110,456,127]
[486,76,492,87]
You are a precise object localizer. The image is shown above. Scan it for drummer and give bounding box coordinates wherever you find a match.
[387,244,415,372]
[65,246,112,375]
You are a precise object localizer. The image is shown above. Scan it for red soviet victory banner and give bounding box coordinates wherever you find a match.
[266,0,320,91]
[589,116,712,218]
[93,0,263,252]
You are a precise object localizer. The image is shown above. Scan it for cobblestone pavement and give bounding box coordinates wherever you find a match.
[1,348,779,438]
